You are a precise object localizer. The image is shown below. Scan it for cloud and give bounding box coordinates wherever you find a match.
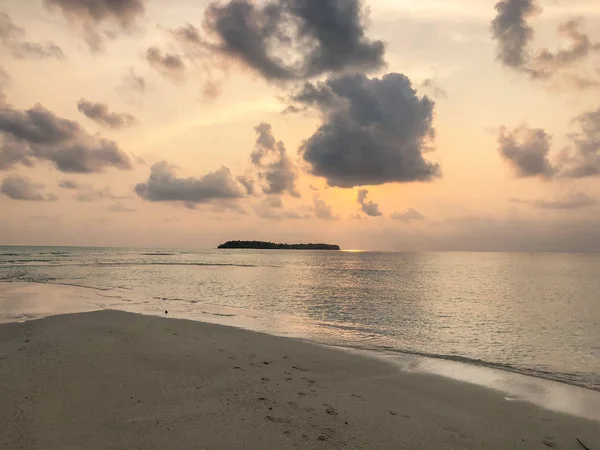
[44,0,146,52]
[356,189,382,217]
[427,215,600,254]
[491,2,600,88]
[169,24,228,100]
[117,69,146,103]
[1,175,57,201]
[0,12,64,60]
[135,160,246,207]
[559,108,600,178]
[145,47,186,81]
[0,66,7,106]
[58,178,130,201]
[391,208,425,222]
[200,0,385,82]
[236,175,255,196]
[497,125,555,178]
[511,192,597,210]
[107,201,136,212]
[313,194,339,220]
[499,108,600,180]
[297,72,440,188]
[75,189,106,202]
[59,179,83,189]
[0,103,132,173]
[491,0,539,69]
[421,79,448,98]
[529,19,600,80]
[252,196,311,220]
[77,99,137,129]
[251,123,300,197]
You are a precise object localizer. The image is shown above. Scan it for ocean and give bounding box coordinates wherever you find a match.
[1,246,599,392]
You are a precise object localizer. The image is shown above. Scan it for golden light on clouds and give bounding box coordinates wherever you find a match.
[0,0,599,251]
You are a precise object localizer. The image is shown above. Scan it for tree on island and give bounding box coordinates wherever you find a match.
[218,241,340,250]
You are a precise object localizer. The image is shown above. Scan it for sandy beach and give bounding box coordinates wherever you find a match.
[0,310,598,449]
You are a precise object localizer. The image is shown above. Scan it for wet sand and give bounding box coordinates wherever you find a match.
[0,310,598,449]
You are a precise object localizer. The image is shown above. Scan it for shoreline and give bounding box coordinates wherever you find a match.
[2,281,600,416]
[1,309,599,449]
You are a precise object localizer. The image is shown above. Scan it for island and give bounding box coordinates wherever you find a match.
[218,241,340,250]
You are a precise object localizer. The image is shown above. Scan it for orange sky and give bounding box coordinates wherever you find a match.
[1,0,600,251]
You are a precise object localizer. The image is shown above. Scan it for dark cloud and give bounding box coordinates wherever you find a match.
[135,161,246,206]
[500,108,600,180]
[391,208,425,222]
[297,72,440,188]
[251,123,299,197]
[356,189,382,217]
[511,192,597,210]
[44,0,146,52]
[491,0,539,69]
[1,175,57,201]
[491,2,600,88]
[0,103,132,173]
[497,125,555,179]
[0,12,64,60]
[145,47,186,80]
[0,138,34,170]
[77,99,137,129]
[313,194,338,220]
[290,81,338,110]
[201,0,385,81]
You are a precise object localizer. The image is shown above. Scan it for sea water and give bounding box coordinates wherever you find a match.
[1,246,599,392]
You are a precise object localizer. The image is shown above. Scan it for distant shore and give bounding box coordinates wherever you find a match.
[218,240,340,250]
[1,309,598,449]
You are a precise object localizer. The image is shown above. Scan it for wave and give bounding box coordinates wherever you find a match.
[357,346,600,393]
[0,261,263,269]
[139,253,178,256]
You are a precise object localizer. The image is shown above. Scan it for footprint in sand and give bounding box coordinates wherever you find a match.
[324,405,338,416]
[265,415,291,424]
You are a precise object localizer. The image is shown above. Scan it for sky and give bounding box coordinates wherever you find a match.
[1,0,600,252]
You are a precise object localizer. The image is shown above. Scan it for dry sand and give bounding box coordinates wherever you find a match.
[0,310,598,449]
